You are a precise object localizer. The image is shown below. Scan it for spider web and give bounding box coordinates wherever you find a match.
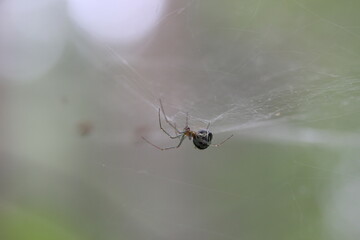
[69,0,360,239]
[81,0,360,148]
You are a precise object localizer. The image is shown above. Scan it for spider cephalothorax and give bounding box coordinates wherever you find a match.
[142,99,233,151]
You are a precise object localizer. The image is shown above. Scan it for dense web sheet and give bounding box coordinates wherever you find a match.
[82,22,360,149]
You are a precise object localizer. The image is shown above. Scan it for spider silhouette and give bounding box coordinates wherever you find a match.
[142,99,233,150]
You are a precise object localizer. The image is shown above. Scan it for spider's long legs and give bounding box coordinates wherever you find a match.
[163,134,186,150]
[142,135,186,151]
[158,108,180,139]
[211,134,234,147]
[159,99,181,134]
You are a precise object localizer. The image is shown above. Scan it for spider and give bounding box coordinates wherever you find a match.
[142,99,233,150]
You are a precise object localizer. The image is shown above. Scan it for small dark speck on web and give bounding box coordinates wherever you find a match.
[77,121,93,137]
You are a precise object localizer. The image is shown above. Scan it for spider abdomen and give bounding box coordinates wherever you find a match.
[193,130,213,150]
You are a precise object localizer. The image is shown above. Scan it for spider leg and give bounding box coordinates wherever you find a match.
[158,108,180,139]
[142,134,186,151]
[159,99,181,134]
[211,134,234,147]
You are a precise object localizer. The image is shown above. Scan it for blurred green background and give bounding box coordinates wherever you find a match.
[1,0,360,240]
